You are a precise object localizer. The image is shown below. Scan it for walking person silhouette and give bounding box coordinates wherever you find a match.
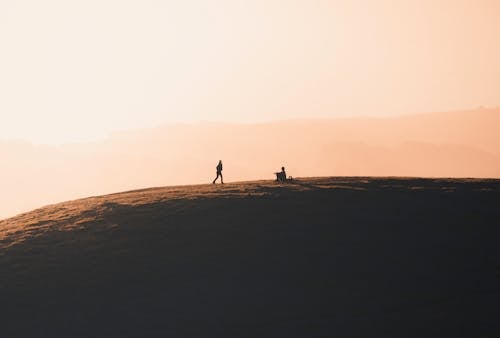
[212,160,223,184]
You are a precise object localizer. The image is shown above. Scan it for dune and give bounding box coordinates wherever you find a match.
[1,177,499,337]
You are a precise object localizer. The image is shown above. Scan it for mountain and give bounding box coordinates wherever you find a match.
[1,107,499,219]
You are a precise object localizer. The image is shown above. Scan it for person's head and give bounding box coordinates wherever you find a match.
[219,160,222,164]
[281,166,285,171]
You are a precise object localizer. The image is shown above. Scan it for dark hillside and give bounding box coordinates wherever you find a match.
[1,177,500,337]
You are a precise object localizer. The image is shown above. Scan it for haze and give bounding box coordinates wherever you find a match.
[1,1,500,218]
[1,108,500,219]
[1,0,499,144]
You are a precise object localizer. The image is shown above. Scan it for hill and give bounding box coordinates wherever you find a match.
[1,177,500,337]
[2,107,500,219]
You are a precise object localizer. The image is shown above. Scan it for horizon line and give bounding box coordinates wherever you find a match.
[2,105,499,146]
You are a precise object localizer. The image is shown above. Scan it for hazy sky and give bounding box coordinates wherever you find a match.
[1,0,499,144]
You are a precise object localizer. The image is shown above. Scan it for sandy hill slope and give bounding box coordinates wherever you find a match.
[1,177,500,337]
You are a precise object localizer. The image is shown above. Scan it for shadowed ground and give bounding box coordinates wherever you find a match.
[1,177,499,337]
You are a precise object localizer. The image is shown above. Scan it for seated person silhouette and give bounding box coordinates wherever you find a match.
[275,166,287,182]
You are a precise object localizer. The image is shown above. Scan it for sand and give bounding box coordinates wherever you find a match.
[1,177,499,337]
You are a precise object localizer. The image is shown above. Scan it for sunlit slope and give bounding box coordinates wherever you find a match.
[1,177,500,337]
[2,107,500,220]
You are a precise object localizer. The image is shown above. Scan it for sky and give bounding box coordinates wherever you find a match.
[1,0,499,144]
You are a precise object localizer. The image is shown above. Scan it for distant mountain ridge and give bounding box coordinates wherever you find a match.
[1,107,499,219]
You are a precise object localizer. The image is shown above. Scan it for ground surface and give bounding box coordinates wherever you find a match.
[1,177,500,337]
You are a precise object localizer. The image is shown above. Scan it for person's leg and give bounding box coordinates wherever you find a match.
[220,173,223,184]
[213,172,221,184]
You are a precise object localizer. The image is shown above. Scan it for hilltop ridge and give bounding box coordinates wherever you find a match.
[2,107,500,220]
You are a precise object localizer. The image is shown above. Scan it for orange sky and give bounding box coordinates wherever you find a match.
[1,1,500,218]
[1,0,499,144]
